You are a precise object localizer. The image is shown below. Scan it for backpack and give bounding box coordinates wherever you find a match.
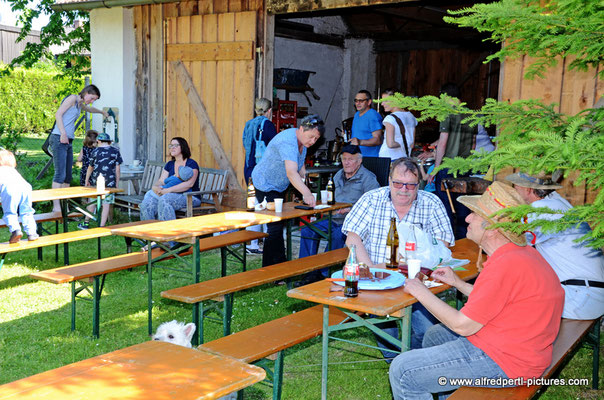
[242,116,268,167]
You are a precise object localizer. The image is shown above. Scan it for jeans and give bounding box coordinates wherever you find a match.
[50,134,73,184]
[375,303,440,361]
[256,189,286,267]
[0,182,37,236]
[140,191,201,221]
[389,324,508,400]
[298,219,346,278]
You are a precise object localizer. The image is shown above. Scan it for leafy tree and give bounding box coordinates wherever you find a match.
[383,0,604,248]
[2,0,90,82]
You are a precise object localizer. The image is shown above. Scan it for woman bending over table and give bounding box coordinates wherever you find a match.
[140,137,200,222]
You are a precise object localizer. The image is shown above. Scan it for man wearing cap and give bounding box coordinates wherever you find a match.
[252,114,324,267]
[299,144,379,260]
[342,157,454,353]
[507,172,604,320]
[350,90,383,157]
[389,181,564,399]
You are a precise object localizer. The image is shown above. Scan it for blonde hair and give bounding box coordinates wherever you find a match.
[0,149,17,168]
[83,130,99,147]
[255,98,272,116]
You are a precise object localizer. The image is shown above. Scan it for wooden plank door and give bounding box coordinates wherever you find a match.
[165,11,257,194]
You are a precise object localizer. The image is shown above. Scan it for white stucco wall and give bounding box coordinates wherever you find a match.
[90,7,136,164]
[342,38,377,122]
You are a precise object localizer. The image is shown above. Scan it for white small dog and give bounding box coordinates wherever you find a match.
[152,320,196,348]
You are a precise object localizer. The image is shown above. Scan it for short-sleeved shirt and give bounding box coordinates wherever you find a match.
[332,165,380,225]
[380,111,418,159]
[352,108,383,157]
[341,187,454,264]
[439,114,475,159]
[89,146,123,188]
[252,128,305,193]
[461,243,564,379]
[163,159,200,194]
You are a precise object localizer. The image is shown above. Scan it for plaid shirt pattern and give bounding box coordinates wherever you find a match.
[342,187,454,264]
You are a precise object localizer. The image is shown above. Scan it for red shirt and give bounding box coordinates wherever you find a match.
[461,243,564,379]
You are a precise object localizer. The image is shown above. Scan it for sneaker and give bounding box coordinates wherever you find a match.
[77,222,90,230]
[9,230,22,243]
[27,233,40,241]
[245,247,263,255]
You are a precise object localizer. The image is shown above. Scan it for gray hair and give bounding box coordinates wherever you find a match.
[533,188,556,199]
[390,157,421,183]
[255,98,272,116]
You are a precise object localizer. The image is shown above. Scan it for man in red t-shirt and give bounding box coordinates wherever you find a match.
[389,181,564,399]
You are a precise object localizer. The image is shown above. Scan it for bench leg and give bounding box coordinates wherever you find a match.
[272,351,285,400]
[587,317,601,389]
[147,241,154,335]
[71,281,77,331]
[55,221,59,262]
[223,293,233,337]
[92,276,101,338]
[192,302,202,346]
[221,247,227,277]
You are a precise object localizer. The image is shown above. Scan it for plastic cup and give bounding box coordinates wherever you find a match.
[274,198,284,213]
[321,190,329,204]
[407,259,421,279]
[312,193,318,202]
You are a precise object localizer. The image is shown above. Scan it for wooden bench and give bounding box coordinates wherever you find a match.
[179,167,228,217]
[161,247,350,345]
[30,230,268,338]
[201,305,349,400]
[0,220,152,270]
[449,317,601,399]
[114,160,165,212]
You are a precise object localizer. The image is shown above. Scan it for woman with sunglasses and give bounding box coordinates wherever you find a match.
[139,137,200,230]
[251,114,325,267]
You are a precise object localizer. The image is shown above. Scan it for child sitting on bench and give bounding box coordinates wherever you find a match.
[147,166,194,200]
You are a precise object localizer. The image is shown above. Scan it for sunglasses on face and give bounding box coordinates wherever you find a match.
[302,118,324,129]
[391,180,419,190]
[353,98,369,103]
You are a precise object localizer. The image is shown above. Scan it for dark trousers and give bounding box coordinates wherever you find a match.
[434,168,471,240]
[256,189,287,267]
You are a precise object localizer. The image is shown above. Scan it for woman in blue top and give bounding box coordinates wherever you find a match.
[140,137,201,222]
[251,114,325,267]
[51,84,108,212]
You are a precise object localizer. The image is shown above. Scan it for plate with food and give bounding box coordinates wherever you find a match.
[330,267,405,290]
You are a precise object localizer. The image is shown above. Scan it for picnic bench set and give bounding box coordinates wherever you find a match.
[0,181,600,399]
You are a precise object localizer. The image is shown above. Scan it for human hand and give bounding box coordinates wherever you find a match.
[403,278,428,296]
[102,110,110,119]
[350,138,359,146]
[303,193,316,207]
[60,134,69,144]
[335,207,351,215]
[431,267,458,286]
[418,151,433,161]
[427,174,436,185]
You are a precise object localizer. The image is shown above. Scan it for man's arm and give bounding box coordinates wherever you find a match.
[404,279,482,336]
[345,232,373,266]
[353,129,383,147]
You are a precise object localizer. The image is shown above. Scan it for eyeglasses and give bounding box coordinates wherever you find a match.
[353,98,369,103]
[168,143,180,148]
[391,180,419,190]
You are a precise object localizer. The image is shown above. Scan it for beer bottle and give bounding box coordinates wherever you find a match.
[246,177,256,211]
[386,217,399,268]
[326,174,335,205]
[343,245,359,297]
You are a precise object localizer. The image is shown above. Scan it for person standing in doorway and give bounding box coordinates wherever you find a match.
[350,90,383,157]
[379,89,417,160]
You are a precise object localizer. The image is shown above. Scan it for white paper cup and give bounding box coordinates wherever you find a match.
[321,190,329,204]
[274,198,284,213]
[312,193,318,202]
[132,159,142,167]
[407,259,421,279]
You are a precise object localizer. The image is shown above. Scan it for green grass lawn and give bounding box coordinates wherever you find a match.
[0,135,601,399]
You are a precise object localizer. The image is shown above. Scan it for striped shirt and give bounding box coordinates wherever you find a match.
[342,187,454,264]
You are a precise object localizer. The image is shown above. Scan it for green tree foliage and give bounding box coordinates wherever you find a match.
[383,0,604,248]
[2,0,90,80]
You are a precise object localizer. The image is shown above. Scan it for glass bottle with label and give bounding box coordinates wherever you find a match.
[326,174,335,205]
[404,225,417,264]
[246,178,256,211]
[386,217,399,268]
[343,245,359,297]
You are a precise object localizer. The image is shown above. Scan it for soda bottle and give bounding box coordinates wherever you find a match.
[343,245,359,297]
[404,225,417,263]
[326,174,335,205]
[246,178,256,211]
[386,217,399,268]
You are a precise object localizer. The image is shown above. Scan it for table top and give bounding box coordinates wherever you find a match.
[0,341,265,400]
[306,165,342,174]
[31,187,123,202]
[287,239,482,316]
[253,201,351,220]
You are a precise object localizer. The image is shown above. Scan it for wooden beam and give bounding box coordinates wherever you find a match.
[267,0,416,14]
[171,60,243,192]
[166,41,254,62]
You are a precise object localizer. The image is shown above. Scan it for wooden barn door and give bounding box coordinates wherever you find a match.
[165,11,257,196]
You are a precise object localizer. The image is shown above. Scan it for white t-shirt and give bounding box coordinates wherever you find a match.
[379,111,417,160]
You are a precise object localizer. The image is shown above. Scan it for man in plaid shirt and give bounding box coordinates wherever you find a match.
[342,157,454,356]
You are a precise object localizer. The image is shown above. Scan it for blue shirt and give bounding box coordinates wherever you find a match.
[164,159,200,193]
[252,128,306,193]
[352,108,383,157]
[332,165,380,225]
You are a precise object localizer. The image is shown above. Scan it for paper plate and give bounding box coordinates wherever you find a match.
[331,268,406,290]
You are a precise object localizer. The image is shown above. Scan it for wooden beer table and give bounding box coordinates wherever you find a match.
[0,341,265,400]
[287,238,483,400]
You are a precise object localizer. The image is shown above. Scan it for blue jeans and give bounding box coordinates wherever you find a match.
[389,324,508,400]
[375,303,440,361]
[140,191,201,221]
[50,134,73,184]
